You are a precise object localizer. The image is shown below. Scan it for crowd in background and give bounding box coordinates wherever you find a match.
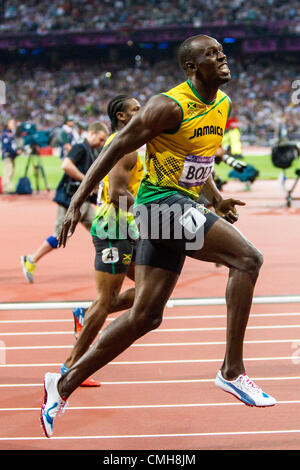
[0,0,299,146]
[1,0,300,33]
[0,53,299,145]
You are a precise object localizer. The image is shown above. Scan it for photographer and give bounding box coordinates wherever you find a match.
[20,121,108,283]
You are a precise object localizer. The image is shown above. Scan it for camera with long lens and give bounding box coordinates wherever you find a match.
[271,140,300,207]
[222,154,247,172]
[271,141,300,170]
[215,152,259,184]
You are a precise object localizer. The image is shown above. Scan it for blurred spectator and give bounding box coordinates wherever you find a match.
[59,115,77,158]
[0,53,299,145]
[1,118,22,193]
[222,118,243,159]
[0,0,299,32]
[49,116,85,158]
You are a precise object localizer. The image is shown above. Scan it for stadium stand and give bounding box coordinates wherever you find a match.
[0,54,299,145]
[0,0,299,32]
[0,0,299,146]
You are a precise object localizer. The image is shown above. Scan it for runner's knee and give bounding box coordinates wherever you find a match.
[93,293,114,313]
[129,304,163,334]
[241,247,263,278]
[136,310,163,333]
[109,290,122,312]
[82,296,111,330]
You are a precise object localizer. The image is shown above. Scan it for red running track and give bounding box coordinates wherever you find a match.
[1,304,300,450]
[1,179,300,450]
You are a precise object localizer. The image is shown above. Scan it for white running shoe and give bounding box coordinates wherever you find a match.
[40,373,68,438]
[215,370,277,407]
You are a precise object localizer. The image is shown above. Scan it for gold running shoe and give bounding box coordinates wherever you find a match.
[20,255,36,283]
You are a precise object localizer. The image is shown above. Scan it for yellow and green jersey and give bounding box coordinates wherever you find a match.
[135,80,230,206]
[91,132,144,240]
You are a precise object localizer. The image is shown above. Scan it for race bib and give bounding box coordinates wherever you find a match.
[178,206,206,250]
[102,247,119,264]
[179,207,206,234]
[179,155,214,188]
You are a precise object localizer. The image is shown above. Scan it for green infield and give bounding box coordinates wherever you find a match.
[216,154,300,182]
[0,153,300,192]
[0,155,64,191]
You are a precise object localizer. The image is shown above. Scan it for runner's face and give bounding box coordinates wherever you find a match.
[120,99,141,126]
[192,38,231,85]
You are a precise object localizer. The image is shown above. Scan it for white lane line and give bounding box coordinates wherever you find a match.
[1,295,300,310]
[1,375,300,387]
[1,429,300,441]
[1,312,300,324]
[1,338,300,350]
[0,302,93,311]
[0,319,71,324]
[0,400,300,412]
[0,356,297,367]
[2,324,300,336]
[167,296,300,306]
[0,331,73,336]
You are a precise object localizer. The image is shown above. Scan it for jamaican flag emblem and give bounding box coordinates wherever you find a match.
[187,102,198,115]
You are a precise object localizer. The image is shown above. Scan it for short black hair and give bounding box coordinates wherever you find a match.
[107,94,132,132]
[178,35,209,71]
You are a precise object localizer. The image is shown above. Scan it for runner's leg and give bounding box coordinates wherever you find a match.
[64,270,128,368]
[65,240,136,367]
[58,263,179,398]
[189,217,263,380]
[109,261,135,313]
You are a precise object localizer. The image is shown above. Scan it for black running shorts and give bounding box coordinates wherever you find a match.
[134,192,219,274]
[92,237,136,274]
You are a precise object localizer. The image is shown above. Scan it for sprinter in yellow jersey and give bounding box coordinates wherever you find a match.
[58,95,143,391]
[42,36,276,437]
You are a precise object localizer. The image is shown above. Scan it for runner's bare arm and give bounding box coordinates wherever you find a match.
[108,151,137,210]
[201,173,223,208]
[202,174,245,224]
[58,95,182,247]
